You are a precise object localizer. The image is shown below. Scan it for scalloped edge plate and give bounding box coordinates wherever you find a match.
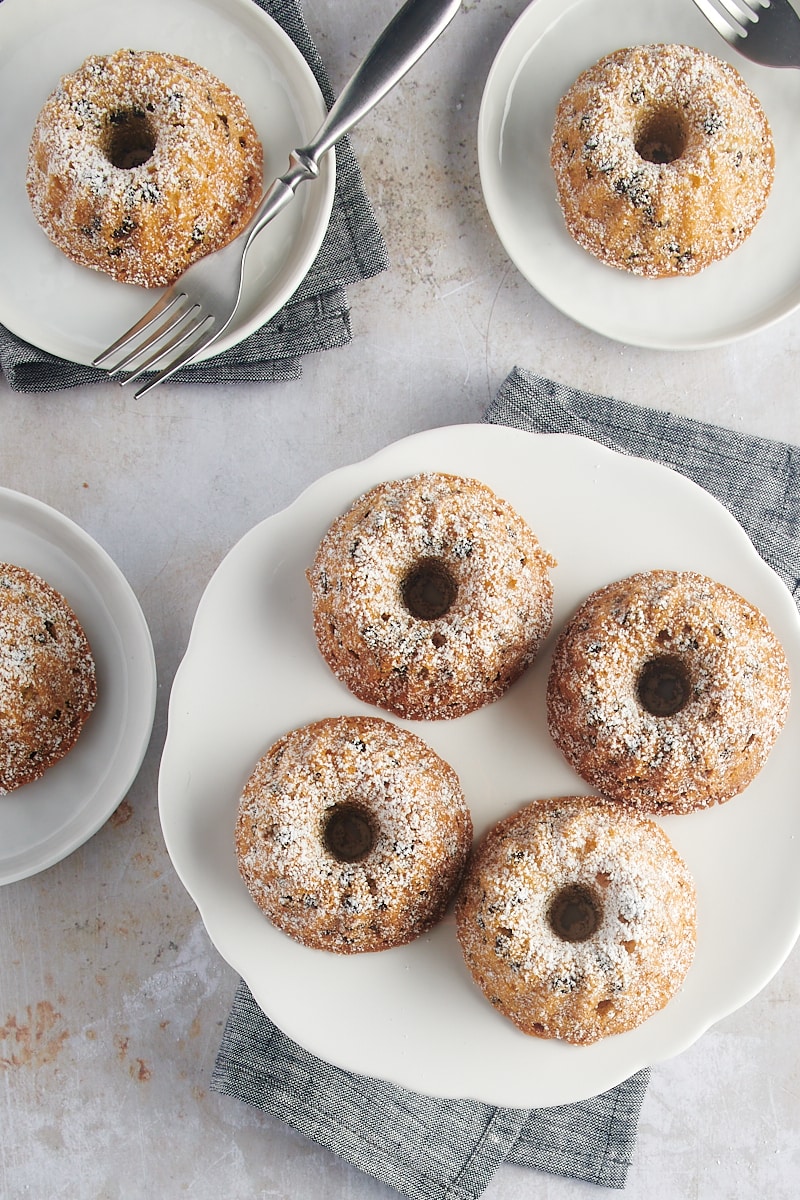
[159,425,800,1105]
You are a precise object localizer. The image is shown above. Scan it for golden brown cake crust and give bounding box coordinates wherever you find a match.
[546,570,791,814]
[550,44,774,277]
[455,796,696,1045]
[307,472,556,720]
[0,563,97,793]
[235,716,473,954]
[26,49,263,287]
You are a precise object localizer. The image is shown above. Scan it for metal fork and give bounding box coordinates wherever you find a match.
[690,0,800,68]
[93,0,462,398]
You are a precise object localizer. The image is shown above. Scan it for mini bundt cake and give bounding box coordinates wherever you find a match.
[546,570,791,813]
[26,49,263,287]
[307,472,556,720]
[455,795,696,1044]
[235,716,473,953]
[550,44,774,276]
[0,563,97,793]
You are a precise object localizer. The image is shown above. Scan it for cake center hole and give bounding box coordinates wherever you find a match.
[548,884,602,943]
[637,655,691,716]
[401,558,457,620]
[323,803,375,862]
[105,110,157,169]
[635,108,687,164]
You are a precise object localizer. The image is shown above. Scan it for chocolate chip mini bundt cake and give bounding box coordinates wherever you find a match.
[0,563,97,793]
[546,570,791,814]
[550,44,774,276]
[307,472,556,720]
[26,49,263,287]
[455,796,696,1044]
[235,716,473,953]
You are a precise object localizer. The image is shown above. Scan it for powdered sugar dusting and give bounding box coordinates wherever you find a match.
[547,570,791,813]
[26,49,263,287]
[307,472,556,720]
[455,796,696,1045]
[0,563,97,794]
[235,716,473,953]
[550,44,774,276]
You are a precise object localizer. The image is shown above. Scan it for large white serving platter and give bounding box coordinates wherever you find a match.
[159,424,800,1106]
[478,0,800,348]
[0,489,157,885]
[0,0,334,365]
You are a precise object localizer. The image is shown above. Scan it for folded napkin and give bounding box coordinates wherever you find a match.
[212,369,800,1199]
[0,0,388,392]
[212,979,648,1197]
[486,367,800,606]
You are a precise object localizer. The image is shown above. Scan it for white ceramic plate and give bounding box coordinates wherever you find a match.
[0,489,157,885]
[159,424,800,1106]
[0,0,334,366]
[478,0,800,348]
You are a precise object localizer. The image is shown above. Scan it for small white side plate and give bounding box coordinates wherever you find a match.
[0,489,157,885]
[0,0,335,365]
[478,0,800,348]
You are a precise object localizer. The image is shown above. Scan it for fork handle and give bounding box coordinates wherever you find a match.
[246,0,462,245]
[304,0,462,163]
[245,152,322,247]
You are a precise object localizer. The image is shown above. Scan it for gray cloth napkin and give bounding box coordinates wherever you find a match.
[0,0,388,392]
[486,367,800,608]
[212,369,800,1198]
[212,979,648,1198]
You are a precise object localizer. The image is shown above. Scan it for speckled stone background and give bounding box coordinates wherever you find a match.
[2,1,800,1197]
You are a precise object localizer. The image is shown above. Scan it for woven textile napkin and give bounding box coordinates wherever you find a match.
[486,367,800,607]
[212,370,800,1198]
[212,979,648,1197]
[0,0,388,392]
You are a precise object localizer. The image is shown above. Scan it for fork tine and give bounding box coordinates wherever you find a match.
[92,289,185,368]
[721,0,762,25]
[691,0,745,39]
[118,311,215,387]
[132,325,223,399]
[695,0,800,67]
[107,296,197,378]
